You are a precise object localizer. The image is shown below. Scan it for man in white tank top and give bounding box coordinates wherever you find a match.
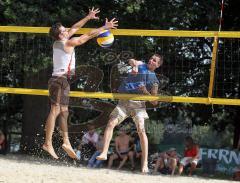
[42,7,118,160]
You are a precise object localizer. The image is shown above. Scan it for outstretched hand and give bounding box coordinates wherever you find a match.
[88,7,100,20]
[105,18,118,29]
[138,85,149,94]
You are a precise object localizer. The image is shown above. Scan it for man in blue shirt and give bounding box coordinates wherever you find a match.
[97,54,163,173]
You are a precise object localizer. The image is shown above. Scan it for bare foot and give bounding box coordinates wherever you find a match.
[141,165,149,174]
[62,144,77,159]
[42,144,59,159]
[96,153,107,160]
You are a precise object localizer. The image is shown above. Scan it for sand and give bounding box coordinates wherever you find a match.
[0,154,235,183]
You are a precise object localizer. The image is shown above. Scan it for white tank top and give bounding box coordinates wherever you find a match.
[52,41,75,76]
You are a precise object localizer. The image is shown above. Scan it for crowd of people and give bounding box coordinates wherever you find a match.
[69,125,201,176]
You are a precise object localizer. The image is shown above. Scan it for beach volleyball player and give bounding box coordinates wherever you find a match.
[97,54,163,172]
[42,8,118,159]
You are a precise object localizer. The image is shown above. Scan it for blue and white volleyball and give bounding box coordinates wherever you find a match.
[97,30,114,48]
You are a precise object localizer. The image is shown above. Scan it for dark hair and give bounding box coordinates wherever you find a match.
[87,124,95,130]
[49,22,63,40]
[153,53,163,66]
[185,136,194,145]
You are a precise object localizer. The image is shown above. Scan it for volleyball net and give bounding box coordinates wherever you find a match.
[0,26,240,106]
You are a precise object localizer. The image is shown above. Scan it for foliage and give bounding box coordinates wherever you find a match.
[192,124,234,148]
[146,119,164,144]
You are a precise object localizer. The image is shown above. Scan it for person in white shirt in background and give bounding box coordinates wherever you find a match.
[81,125,99,157]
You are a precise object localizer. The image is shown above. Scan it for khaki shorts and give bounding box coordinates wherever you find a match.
[48,76,70,106]
[110,100,149,127]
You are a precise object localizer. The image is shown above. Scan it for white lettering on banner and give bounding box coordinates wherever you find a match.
[208,149,218,159]
[200,148,240,165]
[219,149,230,164]
[200,148,207,160]
[229,151,240,165]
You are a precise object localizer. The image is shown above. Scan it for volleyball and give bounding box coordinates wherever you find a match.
[97,30,114,48]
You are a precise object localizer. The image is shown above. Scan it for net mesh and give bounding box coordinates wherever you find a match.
[0,29,239,153]
[215,38,240,99]
[0,33,221,99]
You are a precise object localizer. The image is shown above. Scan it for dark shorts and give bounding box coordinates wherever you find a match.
[48,76,70,106]
[116,151,129,159]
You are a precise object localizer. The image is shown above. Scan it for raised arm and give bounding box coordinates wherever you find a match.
[128,59,142,67]
[68,7,100,37]
[128,59,142,74]
[66,18,118,47]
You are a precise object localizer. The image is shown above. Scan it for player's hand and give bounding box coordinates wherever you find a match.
[87,7,100,20]
[138,85,148,94]
[105,18,118,29]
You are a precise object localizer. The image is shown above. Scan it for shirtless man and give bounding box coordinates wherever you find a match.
[108,128,132,170]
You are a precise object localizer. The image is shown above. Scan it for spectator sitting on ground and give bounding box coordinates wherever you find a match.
[0,130,6,154]
[133,132,142,159]
[108,127,133,170]
[87,133,104,168]
[74,143,82,161]
[153,148,178,175]
[81,125,99,157]
[178,136,200,176]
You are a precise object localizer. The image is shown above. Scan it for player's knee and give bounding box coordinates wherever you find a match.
[137,128,146,135]
[60,105,68,113]
[61,110,69,116]
[137,124,146,134]
[107,118,118,129]
[50,105,60,116]
[59,107,69,120]
[134,117,145,134]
